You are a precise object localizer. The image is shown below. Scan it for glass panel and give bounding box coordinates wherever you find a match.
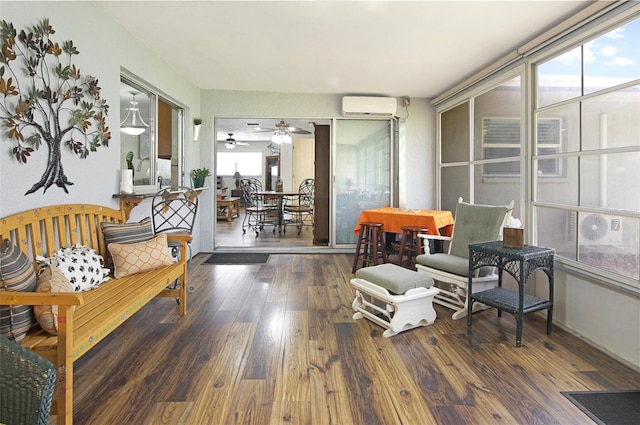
[578,213,639,280]
[537,46,582,108]
[441,165,469,213]
[582,85,640,151]
[536,157,578,205]
[537,103,580,154]
[536,207,577,260]
[584,19,640,95]
[335,120,391,245]
[580,152,640,212]
[475,161,520,217]
[441,102,469,163]
[120,80,156,186]
[475,76,521,160]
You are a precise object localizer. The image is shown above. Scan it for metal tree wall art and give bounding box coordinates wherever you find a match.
[0,19,111,195]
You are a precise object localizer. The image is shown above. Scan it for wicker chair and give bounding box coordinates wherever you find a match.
[0,335,57,425]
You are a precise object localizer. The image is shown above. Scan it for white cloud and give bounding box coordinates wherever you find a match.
[600,46,617,57]
[606,57,637,67]
[604,27,625,39]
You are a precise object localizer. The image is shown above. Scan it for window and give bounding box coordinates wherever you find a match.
[216,152,262,176]
[481,118,562,177]
[437,16,640,290]
[534,18,640,284]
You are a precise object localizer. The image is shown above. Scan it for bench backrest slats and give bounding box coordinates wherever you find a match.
[1,205,124,267]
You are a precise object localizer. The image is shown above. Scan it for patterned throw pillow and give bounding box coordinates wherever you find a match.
[100,217,153,270]
[108,234,174,278]
[0,239,37,343]
[33,266,73,335]
[38,245,110,292]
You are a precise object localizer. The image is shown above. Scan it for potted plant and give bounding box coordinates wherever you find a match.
[191,167,211,188]
[193,118,202,142]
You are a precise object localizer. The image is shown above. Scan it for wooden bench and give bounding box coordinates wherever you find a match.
[0,204,191,425]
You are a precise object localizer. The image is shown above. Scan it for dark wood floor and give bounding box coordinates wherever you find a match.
[67,253,639,425]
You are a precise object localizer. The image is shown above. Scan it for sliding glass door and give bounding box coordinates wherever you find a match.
[334,119,393,245]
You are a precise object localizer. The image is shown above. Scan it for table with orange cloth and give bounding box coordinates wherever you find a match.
[354,207,454,236]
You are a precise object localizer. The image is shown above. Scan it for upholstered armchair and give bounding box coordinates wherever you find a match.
[415,197,514,320]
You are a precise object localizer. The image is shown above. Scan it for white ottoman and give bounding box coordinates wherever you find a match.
[351,263,439,337]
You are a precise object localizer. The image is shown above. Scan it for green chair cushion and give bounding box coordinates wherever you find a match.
[415,253,494,277]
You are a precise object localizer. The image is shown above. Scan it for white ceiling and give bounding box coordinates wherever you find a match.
[101,1,593,140]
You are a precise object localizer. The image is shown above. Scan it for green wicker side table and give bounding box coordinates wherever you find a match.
[466,240,555,347]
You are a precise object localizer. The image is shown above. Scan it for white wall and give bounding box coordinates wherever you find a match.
[0,1,202,249]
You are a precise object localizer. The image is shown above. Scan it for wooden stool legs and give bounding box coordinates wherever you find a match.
[352,222,387,273]
[397,226,428,269]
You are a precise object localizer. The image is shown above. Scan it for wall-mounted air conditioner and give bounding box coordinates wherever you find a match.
[341,96,397,117]
[578,213,623,246]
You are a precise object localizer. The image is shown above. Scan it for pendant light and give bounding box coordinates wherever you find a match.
[120,91,148,136]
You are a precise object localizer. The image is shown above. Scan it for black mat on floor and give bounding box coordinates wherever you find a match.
[562,390,640,425]
[204,253,270,265]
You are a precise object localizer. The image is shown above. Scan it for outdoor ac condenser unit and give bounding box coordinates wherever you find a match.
[578,213,623,246]
[341,96,397,117]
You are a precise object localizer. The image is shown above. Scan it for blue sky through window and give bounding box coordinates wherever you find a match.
[540,18,639,79]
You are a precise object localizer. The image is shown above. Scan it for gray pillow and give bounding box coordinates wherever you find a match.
[0,239,37,343]
[100,217,153,270]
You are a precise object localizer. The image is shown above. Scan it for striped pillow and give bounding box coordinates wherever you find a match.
[101,217,153,270]
[0,239,37,343]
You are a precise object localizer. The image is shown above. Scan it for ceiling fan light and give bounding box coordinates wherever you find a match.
[272,129,291,144]
[120,92,149,136]
[225,142,236,149]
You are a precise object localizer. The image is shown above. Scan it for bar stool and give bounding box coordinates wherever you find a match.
[352,222,387,273]
[397,226,428,269]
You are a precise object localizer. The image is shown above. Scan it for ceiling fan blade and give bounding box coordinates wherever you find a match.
[253,127,276,133]
[289,128,312,135]
[236,141,250,145]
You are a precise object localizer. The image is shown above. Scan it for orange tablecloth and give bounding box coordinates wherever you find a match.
[354,207,454,236]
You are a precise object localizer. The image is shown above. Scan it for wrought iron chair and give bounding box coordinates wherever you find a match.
[151,186,198,296]
[284,178,315,235]
[0,335,57,425]
[240,178,276,236]
[415,197,514,320]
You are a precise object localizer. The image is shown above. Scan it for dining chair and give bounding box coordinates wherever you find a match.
[415,197,514,320]
[240,178,276,236]
[284,178,315,235]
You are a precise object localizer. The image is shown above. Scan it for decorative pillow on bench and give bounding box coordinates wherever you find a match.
[108,233,174,278]
[100,217,153,270]
[0,239,37,343]
[33,265,73,335]
[38,245,110,292]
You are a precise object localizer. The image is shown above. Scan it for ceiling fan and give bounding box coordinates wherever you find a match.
[221,133,249,150]
[254,120,312,135]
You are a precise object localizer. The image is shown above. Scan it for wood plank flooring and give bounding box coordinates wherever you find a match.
[68,253,639,425]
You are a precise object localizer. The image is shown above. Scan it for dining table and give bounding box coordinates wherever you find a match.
[255,190,299,232]
[354,207,455,237]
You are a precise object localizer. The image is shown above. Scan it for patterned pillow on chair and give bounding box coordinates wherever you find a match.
[0,239,37,343]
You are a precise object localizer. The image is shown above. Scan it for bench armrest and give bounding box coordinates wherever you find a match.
[166,234,193,243]
[0,291,84,306]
